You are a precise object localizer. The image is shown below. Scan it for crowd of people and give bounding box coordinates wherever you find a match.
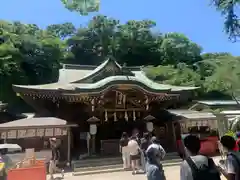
[119,131,240,180]
[119,131,166,178]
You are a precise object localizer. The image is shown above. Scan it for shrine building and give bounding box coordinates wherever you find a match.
[12,58,198,157]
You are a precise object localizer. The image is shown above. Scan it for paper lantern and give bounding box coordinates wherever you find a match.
[146,122,154,132]
[90,124,97,135]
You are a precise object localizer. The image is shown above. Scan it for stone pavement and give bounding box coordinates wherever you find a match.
[51,156,226,180]
[52,165,226,180]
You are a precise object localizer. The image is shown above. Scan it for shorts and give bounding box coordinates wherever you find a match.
[130,154,140,160]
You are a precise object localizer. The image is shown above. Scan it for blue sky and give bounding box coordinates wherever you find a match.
[1,0,239,55]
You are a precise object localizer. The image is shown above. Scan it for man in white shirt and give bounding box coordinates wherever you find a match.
[128,136,140,174]
[146,136,166,162]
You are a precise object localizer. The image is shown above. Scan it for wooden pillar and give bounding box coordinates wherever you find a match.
[171,121,177,150]
[91,135,96,155]
[67,127,71,163]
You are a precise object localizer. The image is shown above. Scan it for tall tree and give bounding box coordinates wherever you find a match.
[61,0,100,15]
[212,0,240,41]
[0,20,66,109]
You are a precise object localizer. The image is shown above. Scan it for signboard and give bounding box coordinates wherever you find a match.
[36,129,45,137]
[54,128,62,136]
[62,129,67,135]
[45,128,54,137]
[18,130,27,138]
[7,130,17,139]
[26,129,36,137]
[0,127,67,139]
[0,132,6,139]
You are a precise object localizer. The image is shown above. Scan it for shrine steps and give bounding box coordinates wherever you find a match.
[72,152,182,176]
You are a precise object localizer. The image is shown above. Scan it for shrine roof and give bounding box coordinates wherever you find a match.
[0,117,77,129]
[13,58,198,94]
[168,109,216,120]
[197,100,239,106]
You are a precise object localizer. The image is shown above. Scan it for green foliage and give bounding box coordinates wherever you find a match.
[212,0,240,41]
[1,15,240,111]
[0,20,67,110]
[59,0,240,40]
[61,0,100,15]
[66,15,203,66]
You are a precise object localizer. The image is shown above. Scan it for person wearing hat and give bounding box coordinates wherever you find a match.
[49,138,64,180]
[146,136,166,164]
[146,147,166,180]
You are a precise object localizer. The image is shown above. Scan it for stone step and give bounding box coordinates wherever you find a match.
[73,157,122,169]
[73,153,180,169]
[73,158,182,172]
[73,160,182,176]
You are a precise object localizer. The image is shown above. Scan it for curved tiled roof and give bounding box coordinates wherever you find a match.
[13,59,198,94]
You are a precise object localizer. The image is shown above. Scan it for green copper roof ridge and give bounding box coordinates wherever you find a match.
[71,57,134,83]
[71,58,111,83]
[13,74,198,92]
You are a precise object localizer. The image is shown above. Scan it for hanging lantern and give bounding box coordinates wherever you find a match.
[114,112,117,122]
[146,122,154,132]
[105,110,108,122]
[196,121,200,130]
[90,124,97,135]
[91,99,95,112]
[123,94,126,106]
[133,111,136,121]
[180,123,184,131]
[125,111,128,121]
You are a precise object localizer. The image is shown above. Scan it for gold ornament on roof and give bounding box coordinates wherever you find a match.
[105,110,108,122]
[145,96,149,110]
[133,111,136,121]
[114,112,117,122]
[91,99,95,112]
[125,111,128,121]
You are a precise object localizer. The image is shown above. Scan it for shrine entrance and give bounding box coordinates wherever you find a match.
[97,120,144,140]
[96,118,146,155]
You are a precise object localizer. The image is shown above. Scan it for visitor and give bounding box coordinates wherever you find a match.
[218,135,240,180]
[119,132,130,170]
[180,134,220,180]
[0,149,13,180]
[146,136,166,163]
[128,135,140,175]
[176,139,185,160]
[140,132,151,173]
[146,147,166,180]
[233,132,240,152]
[49,138,64,180]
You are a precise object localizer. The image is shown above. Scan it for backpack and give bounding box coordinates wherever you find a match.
[227,152,240,177]
[186,156,221,180]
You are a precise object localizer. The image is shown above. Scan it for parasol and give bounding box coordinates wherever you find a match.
[0,144,22,152]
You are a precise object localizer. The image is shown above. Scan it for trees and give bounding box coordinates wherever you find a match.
[61,0,100,15]
[66,15,202,66]
[212,0,240,41]
[59,0,240,40]
[1,16,240,110]
[0,20,66,109]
